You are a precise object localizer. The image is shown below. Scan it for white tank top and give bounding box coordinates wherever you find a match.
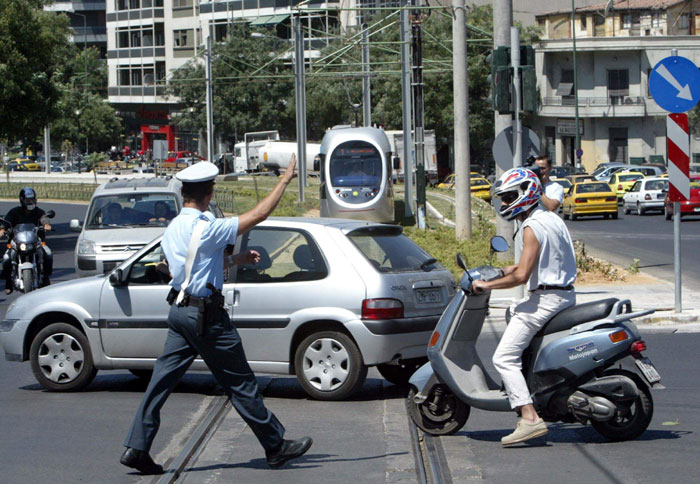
[516,206,577,291]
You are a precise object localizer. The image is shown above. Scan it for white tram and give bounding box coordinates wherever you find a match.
[317,127,395,223]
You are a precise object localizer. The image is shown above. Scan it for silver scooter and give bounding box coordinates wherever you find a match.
[407,236,663,441]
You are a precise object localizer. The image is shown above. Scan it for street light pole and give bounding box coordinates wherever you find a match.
[572,0,581,168]
[73,11,89,157]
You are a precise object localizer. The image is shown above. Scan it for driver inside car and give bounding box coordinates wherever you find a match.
[0,187,53,293]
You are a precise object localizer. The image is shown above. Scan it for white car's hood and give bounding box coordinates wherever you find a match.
[80,226,166,246]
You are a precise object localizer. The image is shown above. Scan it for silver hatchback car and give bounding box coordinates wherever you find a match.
[1,217,455,400]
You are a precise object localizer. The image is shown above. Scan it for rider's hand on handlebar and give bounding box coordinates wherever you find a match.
[0,229,5,238]
[470,280,489,295]
[44,223,51,231]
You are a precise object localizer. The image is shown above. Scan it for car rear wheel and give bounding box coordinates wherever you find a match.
[637,202,645,216]
[377,357,428,385]
[29,323,97,391]
[612,211,619,220]
[294,331,367,400]
[623,204,631,215]
[563,209,569,220]
[665,205,672,220]
[571,213,577,221]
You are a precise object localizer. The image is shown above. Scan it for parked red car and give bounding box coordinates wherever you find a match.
[664,175,700,220]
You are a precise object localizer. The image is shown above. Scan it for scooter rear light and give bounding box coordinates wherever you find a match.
[429,331,440,347]
[609,330,629,343]
[630,340,647,354]
[361,298,404,320]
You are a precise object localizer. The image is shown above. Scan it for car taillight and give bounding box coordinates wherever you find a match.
[362,298,404,319]
[645,194,651,200]
[618,184,623,190]
[630,340,647,354]
[605,196,617,202]
[575,198,586,203]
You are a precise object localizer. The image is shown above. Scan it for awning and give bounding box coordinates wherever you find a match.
[250,14,290,26]
[556,82,574,96]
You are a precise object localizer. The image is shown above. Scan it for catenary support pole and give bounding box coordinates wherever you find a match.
[205,35,214,163]
[294,15,307,199]
[453,0,471,239]
[411,3,426,229]
[362,24,371,127]
[493,0,513,258]
[44,125,51,174]
[401,1,414,218]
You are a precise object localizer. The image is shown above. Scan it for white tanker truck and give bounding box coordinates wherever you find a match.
[231,131,320,174]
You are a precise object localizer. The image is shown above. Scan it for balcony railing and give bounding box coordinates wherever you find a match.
[543,96,646,107]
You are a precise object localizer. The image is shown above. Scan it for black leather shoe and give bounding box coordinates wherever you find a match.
[266,437,313,468]
[120,447,164,475]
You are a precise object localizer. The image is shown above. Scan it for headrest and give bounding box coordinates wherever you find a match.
[293,245,315,271]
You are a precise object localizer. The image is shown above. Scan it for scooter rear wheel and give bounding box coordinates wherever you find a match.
[407,385,470,436]
[590,369,653,441]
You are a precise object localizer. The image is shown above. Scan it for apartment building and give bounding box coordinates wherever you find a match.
[105,0,346,154]
[46,1,108,57]
[532,0,700,173]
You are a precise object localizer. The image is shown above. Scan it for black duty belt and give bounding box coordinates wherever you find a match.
[532,284,574,291]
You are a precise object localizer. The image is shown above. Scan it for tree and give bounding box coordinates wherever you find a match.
[0,0,73,144]
[168,24,296,146]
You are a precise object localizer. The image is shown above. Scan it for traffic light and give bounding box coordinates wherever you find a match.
[488,46,512,113]
[519,45,537,113]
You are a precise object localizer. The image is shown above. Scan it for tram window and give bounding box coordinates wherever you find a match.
[348,231,444,274]
[329,141,382,187]
[236,228,328,283]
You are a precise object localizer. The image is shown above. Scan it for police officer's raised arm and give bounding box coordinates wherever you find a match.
[237,154,298,235]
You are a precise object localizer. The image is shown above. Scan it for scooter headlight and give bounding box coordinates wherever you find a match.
[19,243,27,251]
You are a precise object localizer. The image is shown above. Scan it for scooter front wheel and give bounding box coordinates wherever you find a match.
[407,385,470,436]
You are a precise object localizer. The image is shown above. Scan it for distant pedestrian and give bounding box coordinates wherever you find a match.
[120,156,312,475]
[534,155,564,212]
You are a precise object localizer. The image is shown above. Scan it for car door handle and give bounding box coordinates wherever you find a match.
[225,290,238,308]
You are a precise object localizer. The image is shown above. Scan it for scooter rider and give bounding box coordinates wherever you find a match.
[0,188,53,293]
[471,168,577,446]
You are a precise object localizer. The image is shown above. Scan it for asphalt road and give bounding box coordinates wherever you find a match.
[0,201,698,483]
[564,208,700,292]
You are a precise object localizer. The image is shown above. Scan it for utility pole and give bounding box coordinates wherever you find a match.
[294,15,308,200]
[362,24,371,127]
[571,0,581,169]
[44,126,51,174]
[453,0,471,239]
[493,0,513,257]
[411,1,427,229]
[205,34,214,163]
[400,1,414,218]
[511,27,523,284]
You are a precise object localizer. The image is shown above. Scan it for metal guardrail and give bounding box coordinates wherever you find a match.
[0,182,96,202]
[543,96,646,107]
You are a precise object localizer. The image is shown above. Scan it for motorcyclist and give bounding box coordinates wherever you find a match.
[470,168,577,446]
[0,188,53,293]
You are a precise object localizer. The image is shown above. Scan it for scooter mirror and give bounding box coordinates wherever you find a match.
[490,236,509,253]
[46,210,56,219]
[456,252,468,271]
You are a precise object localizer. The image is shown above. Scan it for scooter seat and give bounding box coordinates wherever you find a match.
[537,298,619,337]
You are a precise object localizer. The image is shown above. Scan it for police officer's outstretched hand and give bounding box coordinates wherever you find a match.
[283,154,298,184]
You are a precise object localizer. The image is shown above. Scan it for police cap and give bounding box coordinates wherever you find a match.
[175,161,219,183]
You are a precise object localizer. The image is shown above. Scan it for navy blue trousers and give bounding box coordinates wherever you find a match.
[124,304,285,453]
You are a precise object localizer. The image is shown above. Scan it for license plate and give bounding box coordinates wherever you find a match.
[635,357,661,384]
[657,193,665,199]
[416,288,441,304]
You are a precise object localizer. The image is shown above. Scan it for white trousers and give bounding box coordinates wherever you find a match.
[492,290,576,409]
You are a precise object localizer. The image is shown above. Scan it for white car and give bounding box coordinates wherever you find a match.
[622,177,668,215]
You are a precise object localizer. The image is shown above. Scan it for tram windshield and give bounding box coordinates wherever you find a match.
[329,141,382,188]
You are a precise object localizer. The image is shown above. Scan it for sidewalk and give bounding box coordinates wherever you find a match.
[490,276,700,333]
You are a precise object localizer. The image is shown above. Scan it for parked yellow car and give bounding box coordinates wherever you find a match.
[14,157,41,171]
[562,181,619,220]
[437,172,484,190]
[608,171,644,202]
[471,177,492,202]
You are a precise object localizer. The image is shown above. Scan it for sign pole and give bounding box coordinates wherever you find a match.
[671,48,681,313]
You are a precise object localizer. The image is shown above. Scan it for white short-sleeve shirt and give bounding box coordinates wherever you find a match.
[542,181,564,207]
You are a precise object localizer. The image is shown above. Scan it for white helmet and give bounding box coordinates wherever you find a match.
[494,168,542,221]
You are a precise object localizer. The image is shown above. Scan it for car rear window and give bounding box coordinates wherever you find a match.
[348,228,444,273]
[619,174,642,182]
[645,180,667,191]
[577,183,612,193]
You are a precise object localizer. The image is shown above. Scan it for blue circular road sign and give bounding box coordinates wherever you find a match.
[649,56,700,113]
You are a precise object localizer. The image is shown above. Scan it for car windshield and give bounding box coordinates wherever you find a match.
[471,178,489,187]
[619,174,642,182]
[577,183,612,193]
[591,166,608,177]
[348,228,444,273]
[86,194,178,229]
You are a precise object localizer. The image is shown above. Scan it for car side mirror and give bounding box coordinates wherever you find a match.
[69,219,82,232]
[393,155,401,170]
[109,268,126,286]
[46,210,56,219]
[313,155,320,172]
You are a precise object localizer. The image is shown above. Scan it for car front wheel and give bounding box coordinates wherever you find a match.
[29,323,97,391]
[294,331,367,400]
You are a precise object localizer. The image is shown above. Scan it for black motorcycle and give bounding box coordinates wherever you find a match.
[0,210,55,293]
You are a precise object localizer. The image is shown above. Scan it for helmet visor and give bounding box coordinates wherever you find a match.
[499,191,519,205]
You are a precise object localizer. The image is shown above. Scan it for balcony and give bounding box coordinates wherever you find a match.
[540,96,647,118]
[70,26,107,43]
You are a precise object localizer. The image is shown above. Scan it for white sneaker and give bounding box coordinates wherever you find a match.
[501,418,548,446]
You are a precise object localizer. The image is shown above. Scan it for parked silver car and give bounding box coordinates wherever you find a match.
[71,177,223,277]
[0,218,455,400]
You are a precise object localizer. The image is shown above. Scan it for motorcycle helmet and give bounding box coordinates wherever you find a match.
[20,187,37,211]
[494,168,542,221]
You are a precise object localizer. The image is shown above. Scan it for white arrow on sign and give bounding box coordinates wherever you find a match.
[656,64,693,101]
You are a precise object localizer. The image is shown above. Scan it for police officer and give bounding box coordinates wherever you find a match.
[120,155,312,475]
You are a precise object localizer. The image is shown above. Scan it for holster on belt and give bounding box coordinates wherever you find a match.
[195,283,225,337]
